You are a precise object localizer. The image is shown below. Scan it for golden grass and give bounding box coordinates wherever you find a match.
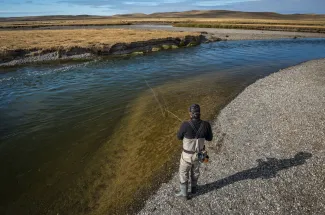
[0,19,130,28]
[0,29,199,52]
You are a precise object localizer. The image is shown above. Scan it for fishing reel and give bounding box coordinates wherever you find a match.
[198,150,209,163]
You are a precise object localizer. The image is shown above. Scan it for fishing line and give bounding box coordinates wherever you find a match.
[145,80,166,117]
[145,80,183,122]
[139,52,183,122]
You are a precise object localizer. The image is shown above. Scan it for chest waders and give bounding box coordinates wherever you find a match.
[175,121,205,199]
[183,121,208,163]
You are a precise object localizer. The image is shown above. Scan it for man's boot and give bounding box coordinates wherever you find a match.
[191,180,197,194]
[175,183,188,200]
[191,186,197,194]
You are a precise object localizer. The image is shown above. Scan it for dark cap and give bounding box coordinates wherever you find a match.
[189,104,200,113]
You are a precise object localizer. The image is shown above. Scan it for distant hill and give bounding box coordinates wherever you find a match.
[1,10,325,22]
[114,10,325,20]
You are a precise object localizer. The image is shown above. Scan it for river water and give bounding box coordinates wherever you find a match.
[1,38,325,214]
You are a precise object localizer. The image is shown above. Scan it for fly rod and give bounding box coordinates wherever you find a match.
[145,80,183,122]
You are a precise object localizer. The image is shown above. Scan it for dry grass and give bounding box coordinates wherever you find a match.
[0,19,130,28]
[0,29,199,52]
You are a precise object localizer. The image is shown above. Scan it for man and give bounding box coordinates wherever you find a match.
[175,104,213,199]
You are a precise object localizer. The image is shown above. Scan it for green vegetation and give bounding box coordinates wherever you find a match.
[151,47,162,52]
[162,44,172,49]
[186,41,198,47]
[131,51,144,56]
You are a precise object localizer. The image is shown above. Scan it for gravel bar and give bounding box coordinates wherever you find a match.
[169,27,325,41]
[117,25,325,41]
[138,59,325,215]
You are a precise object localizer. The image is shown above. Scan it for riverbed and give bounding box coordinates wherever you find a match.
[1,38,325,214]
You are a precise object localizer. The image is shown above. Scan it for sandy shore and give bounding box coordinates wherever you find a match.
[138,59,325,214]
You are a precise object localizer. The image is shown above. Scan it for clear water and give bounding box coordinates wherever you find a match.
[1,38,325,214]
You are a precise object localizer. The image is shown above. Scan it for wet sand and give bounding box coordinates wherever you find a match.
[139,59,325,214]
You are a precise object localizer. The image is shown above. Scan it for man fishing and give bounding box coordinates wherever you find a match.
[175,104,213,199]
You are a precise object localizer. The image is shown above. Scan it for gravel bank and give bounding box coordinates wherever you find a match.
[139,59,325,215]
[170,27,325,41]
[114,25,325,41]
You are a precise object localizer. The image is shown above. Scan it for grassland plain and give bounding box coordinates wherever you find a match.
[0,19,131,29]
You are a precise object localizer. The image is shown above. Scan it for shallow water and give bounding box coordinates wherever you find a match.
[1,38,325,214]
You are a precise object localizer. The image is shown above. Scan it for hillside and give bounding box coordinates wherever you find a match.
[116,10,325,20]
[1,10,325,22]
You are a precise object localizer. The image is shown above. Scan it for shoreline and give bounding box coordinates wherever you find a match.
[138,58,325,214]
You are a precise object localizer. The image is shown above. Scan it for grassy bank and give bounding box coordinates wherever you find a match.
[0,29,201,66]
[0,29,199,51]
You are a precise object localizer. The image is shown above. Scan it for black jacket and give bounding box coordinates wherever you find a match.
[177,119,213,141]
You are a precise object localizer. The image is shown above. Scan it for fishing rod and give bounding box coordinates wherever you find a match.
[145,80,183,122]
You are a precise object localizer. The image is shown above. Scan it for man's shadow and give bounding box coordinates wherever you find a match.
[195,152,312,197]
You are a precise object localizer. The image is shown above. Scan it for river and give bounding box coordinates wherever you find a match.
[1,38,325,214]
